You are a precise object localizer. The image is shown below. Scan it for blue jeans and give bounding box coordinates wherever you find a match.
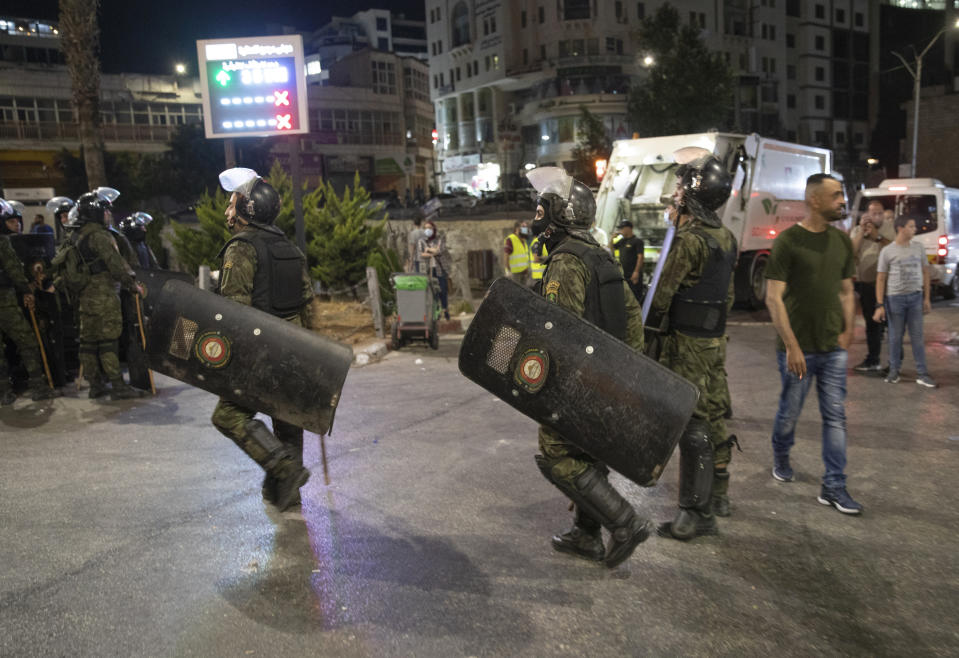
[885,291,928,376]
[771,349,848,488]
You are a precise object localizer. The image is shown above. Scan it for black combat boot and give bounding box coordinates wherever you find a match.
[658,418,719,541]
[88,381,110,399]
[271,460,310,512]
[110,380,146,400]
[711,468,731,517]
[243,421,309,512]
[261,474,277,504]
[551,507,605,562]
[657,508,718,540]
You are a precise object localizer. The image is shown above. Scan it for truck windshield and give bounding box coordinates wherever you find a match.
[596,163,678,242]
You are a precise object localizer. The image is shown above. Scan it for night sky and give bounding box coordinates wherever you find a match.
[4,0,426,75]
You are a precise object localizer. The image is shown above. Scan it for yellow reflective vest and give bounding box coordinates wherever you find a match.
[506,233,530,273]
[530,237,548,280]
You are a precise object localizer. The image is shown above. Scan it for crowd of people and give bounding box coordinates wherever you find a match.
[0,190,159,404]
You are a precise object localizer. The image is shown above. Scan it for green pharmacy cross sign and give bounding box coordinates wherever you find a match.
[197,34,309,139]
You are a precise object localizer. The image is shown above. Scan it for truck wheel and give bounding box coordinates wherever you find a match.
[429,322,440,350]
[748,252,769,310]
[390,322,401,350]
[944,274,958,300]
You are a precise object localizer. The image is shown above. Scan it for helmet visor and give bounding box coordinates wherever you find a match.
[219,167,261,197]
[46,196,74,213]
[527,166,573,201]
[673,146,712,165]
[94,187,121,203]
[131,211,153,226]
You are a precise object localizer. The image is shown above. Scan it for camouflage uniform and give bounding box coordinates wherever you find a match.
[651,217,737,510]
[70,222,140,394]
[0,234,50,400]
[538,242,645,485]
[210,228,314,486]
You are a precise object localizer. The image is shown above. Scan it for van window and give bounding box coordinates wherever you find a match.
[947,192,959,235]
[854,195,894,227]
[897,195,937,235]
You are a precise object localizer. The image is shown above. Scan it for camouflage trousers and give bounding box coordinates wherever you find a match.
[660,331,732,465]
[76,287,124,385]
[0,292,44,392]
[537,425,601,487]
[211,399,304,472]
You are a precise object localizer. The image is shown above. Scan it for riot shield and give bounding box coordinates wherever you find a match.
[145,280,352,436]
[134,268,195,317]
[9,233,56,267]
[458,278,699,487]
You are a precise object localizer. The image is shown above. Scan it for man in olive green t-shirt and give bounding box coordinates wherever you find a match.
[764,173,862,515]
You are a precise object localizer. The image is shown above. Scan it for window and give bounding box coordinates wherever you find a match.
[787,64,796,79]
[485,56,491,71]
[815,66,824,81]
[637,3,645,19]
[786,0,799,17]
[452,2,470,47]
[456,67,461,81]
[815,35,824,50]
[815,95,824,110]
[854,12,863,27]
[769,25,775,40]
[539,6,545,23]
[371,60,396,95]
[521,10,527,27]
[564,0,590,20]
[377,37,389,51]
[836,132,845,144]
[854,132,863,145]
[786,33,795,48]
[376,17,387,31]
[815,4,824,19]
[787,94,795,108]
[615,1,624,22]
[540,45,546,60]
[762,24,767,39]
[493,55,500,69]
[815,130,827,144]
[836,9,845,22]
[587,38,598,55]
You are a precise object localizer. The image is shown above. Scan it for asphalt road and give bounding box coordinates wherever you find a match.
[2,301,958,657]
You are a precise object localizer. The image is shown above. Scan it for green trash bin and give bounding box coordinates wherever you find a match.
[390,272,441,350]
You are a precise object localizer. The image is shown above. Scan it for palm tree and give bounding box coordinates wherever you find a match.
[59,0,107,188]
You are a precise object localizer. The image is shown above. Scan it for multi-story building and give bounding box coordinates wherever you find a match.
[425,0,886,192]
[426,0,639,194]
[308,10,427,86]
[0,15,203,191]
[305,48,436,196]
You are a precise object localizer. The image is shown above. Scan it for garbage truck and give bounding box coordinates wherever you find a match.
[593,132,833,308]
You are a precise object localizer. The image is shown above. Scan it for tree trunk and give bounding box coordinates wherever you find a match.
[59,0,107,189]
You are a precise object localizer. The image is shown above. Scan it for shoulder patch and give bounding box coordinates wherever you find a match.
[223,261,233,270]
[544,280,560,301]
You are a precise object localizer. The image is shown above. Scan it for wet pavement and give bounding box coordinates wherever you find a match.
[1,300,958,656]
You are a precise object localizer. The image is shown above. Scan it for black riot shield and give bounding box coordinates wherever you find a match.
[458,278,699,487]
[10,233,56,266]
[146,280,352,436]
[134,268,195,317]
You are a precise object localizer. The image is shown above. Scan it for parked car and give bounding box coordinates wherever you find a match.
[480,189,537,209]
[434,192,478,210]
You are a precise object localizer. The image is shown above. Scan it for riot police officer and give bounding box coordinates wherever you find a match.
[62,189,146,400]
[526,167,651,568]
[118,212,159,269]
[0,199,58,403]
[648,149,738,539]
[211,168,314,513]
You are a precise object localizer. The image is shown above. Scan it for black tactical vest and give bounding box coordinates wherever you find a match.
[550,237,628,340]
[668,227,737,338]
[219,227,307,318]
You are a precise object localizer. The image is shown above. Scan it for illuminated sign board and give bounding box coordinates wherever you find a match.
[196,34,309,139]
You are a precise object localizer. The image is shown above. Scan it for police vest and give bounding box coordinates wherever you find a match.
[612,233,624,260]
[668,227,737,338]
[530,237,548,280]
[549,238,627,340]
[506,233,530,273]
[219,227,308,318]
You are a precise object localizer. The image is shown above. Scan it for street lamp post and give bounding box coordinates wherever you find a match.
[892,18,959,178]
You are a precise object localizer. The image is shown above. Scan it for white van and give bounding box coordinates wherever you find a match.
[594,132,832,307]
[851,178,959,299]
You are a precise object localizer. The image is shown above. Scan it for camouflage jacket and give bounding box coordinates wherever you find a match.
[0,233,30,302]
[542,237,645,352]
[73,222,139,297]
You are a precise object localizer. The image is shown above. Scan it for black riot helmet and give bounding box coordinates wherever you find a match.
[0,198,20,234]
[46,196,75,222]
[526,167,596,236]
[219,167,280,227]
[75,187,120,227]
[118,211,152,242]
[674,147,732,215]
